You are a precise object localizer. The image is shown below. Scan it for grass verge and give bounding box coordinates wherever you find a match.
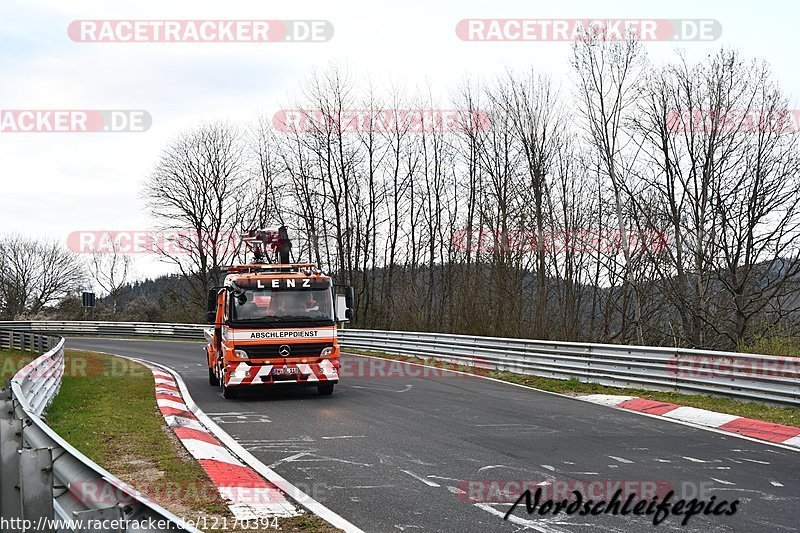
[739,335,800,357]
[0,347,35,380]
[347,349,800,428]
[0,349,335,532]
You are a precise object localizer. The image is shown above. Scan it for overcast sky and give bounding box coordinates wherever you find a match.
[1,0,797,280]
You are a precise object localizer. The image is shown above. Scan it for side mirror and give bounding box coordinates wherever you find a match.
[207,289,217,311]
[334,285,356,323]
[207,288,219,324]
[345,286,355,310]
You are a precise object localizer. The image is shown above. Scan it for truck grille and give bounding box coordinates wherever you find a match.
[242,343,332,359]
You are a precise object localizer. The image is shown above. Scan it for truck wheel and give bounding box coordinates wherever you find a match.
[208,367,219,386]
[317,382,335,396]
[222,379,238,399]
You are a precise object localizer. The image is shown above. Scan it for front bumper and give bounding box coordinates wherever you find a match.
[225,359,339,386]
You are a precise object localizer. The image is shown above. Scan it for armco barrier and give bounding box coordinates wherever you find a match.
[340,329,800,406]
[1,327,199,533]
[0,321,798,406]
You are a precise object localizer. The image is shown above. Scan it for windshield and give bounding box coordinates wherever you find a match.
[230,288,334,324]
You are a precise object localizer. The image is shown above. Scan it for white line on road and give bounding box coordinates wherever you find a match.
[608,456,633,464]
[478,465,507,472]
[329,485,395,490]
[268,452,310,469]
[400,469,440,487]
[474,503,570,533]
[349,384,413,393]
[710,478,735,486]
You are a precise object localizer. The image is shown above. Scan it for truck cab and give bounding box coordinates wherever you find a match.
[205,228,353,399]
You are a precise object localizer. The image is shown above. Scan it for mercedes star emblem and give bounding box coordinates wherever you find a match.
[279,345,291,357]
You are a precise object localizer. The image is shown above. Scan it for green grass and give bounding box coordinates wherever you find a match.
[739,335,800,357]
[0,348,35,380]
[349,349,800,428]
[46,350,228,516]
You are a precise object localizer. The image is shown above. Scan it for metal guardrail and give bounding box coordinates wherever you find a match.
[340,329,800,406]
[1,321,797,406]
[0,321,205,340]
[1,327,199,533]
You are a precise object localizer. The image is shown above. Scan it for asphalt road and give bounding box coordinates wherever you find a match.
[67,338,799,533]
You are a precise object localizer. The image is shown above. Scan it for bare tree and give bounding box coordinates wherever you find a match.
[0,235,85,319]
[631,50,800,348]
[498,70,566,338]
[572,29,647,343]
[88,237,134,314]
[141,122,248,315]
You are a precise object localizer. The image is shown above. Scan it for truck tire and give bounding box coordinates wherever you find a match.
[317,382,335,396]
[222,379,238,399]
[208,367,219,386]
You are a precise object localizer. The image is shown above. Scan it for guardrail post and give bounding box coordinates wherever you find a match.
[0,398,13,418]
[0,418,23,532]
[19,447,54,533]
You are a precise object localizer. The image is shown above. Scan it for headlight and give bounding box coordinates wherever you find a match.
[234,349,249,359]
[320,347,334,357]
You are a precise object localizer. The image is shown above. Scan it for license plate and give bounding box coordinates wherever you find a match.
[273,367,299,376]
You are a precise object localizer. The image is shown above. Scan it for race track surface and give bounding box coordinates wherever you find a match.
[67,338,800,533]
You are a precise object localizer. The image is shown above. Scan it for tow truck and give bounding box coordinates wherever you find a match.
[205,227,354,398]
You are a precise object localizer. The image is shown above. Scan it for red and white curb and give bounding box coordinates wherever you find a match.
[144,362,298,519]
[579,394,800,449]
